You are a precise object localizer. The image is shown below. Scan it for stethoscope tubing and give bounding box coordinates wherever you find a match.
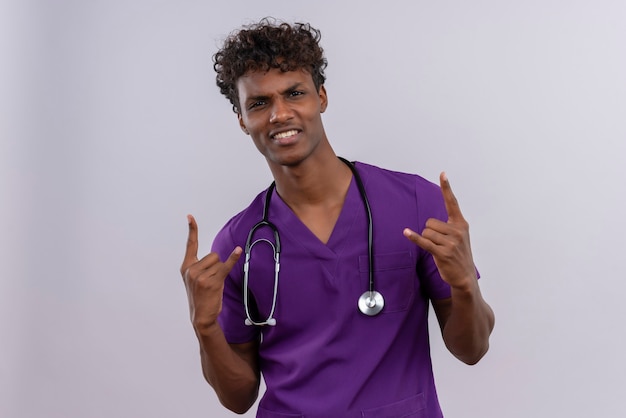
[243,183,281,326]
[243,158,383,326]
[338,157,374,295]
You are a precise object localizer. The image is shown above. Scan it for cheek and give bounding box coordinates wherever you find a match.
[245,123,264,140]
[241,114,263,133]
[248,132,267,152]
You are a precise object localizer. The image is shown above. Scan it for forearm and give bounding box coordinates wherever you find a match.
[442,281,495,365]
[195,324,260,414]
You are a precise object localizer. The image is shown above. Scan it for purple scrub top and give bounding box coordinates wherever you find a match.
[213,162,452,418]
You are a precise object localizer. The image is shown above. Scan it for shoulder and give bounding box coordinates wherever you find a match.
[354,161,441,197]
[354,161,446,222]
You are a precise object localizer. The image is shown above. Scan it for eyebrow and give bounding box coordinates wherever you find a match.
[246,82,307,103]
[281,82,305,94]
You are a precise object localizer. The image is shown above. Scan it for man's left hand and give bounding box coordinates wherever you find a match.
[403,172,477,290]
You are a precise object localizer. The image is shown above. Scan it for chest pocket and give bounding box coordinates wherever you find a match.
[358,251,416,313]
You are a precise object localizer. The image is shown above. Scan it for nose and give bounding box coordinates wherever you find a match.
[269,98,293,124]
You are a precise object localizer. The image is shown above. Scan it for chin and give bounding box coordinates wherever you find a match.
[268,151,307,167]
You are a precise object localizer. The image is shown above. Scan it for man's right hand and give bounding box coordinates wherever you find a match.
[180,214,242,332]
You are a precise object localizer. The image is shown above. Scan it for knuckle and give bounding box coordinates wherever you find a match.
[438,244,449,254]
[181,265,194,282]
[184,262,208,282]
[180,261,192,278]
[450,229,463,241]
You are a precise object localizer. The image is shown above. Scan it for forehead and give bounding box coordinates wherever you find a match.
[236,68,315,98]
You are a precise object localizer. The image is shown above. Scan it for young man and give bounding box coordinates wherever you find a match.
[181,19,494,417]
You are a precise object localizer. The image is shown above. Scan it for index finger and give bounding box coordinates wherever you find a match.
[439,172,465,222]
[183,214,199,266]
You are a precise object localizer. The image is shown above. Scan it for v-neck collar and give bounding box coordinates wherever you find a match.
[267,171,364,259]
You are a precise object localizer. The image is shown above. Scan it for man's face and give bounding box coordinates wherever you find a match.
[236,68,328,167]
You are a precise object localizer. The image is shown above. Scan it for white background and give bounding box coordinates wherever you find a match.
[2,1,625,417]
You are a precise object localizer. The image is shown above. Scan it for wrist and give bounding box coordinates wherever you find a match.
[193,317,221,337]
[449,273,479,295]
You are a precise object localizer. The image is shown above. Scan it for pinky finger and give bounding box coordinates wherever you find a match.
[403,228,436,253]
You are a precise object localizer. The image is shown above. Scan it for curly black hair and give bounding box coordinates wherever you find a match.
[214,18,328,113]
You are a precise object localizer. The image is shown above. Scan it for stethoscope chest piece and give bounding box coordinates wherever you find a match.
[358,290,384,316]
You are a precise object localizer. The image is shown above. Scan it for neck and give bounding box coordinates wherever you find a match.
[270,152,353,210]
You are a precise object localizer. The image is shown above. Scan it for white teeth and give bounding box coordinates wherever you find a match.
[273,130,298,139]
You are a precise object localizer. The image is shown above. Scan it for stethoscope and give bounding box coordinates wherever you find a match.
[243,157,384,327]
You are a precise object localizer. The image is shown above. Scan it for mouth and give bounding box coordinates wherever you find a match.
[271,129,300,144]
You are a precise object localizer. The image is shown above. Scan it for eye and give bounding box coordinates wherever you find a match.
[289,90,304,98]
[248,100,266,110]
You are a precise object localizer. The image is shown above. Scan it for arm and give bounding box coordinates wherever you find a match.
[403,173,495,365]
[431,291,494,364]
[196,328,260,413]
[181,215,260,413]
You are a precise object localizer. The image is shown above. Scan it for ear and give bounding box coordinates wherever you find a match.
[238,113,249,135]
[319,85,328,113]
